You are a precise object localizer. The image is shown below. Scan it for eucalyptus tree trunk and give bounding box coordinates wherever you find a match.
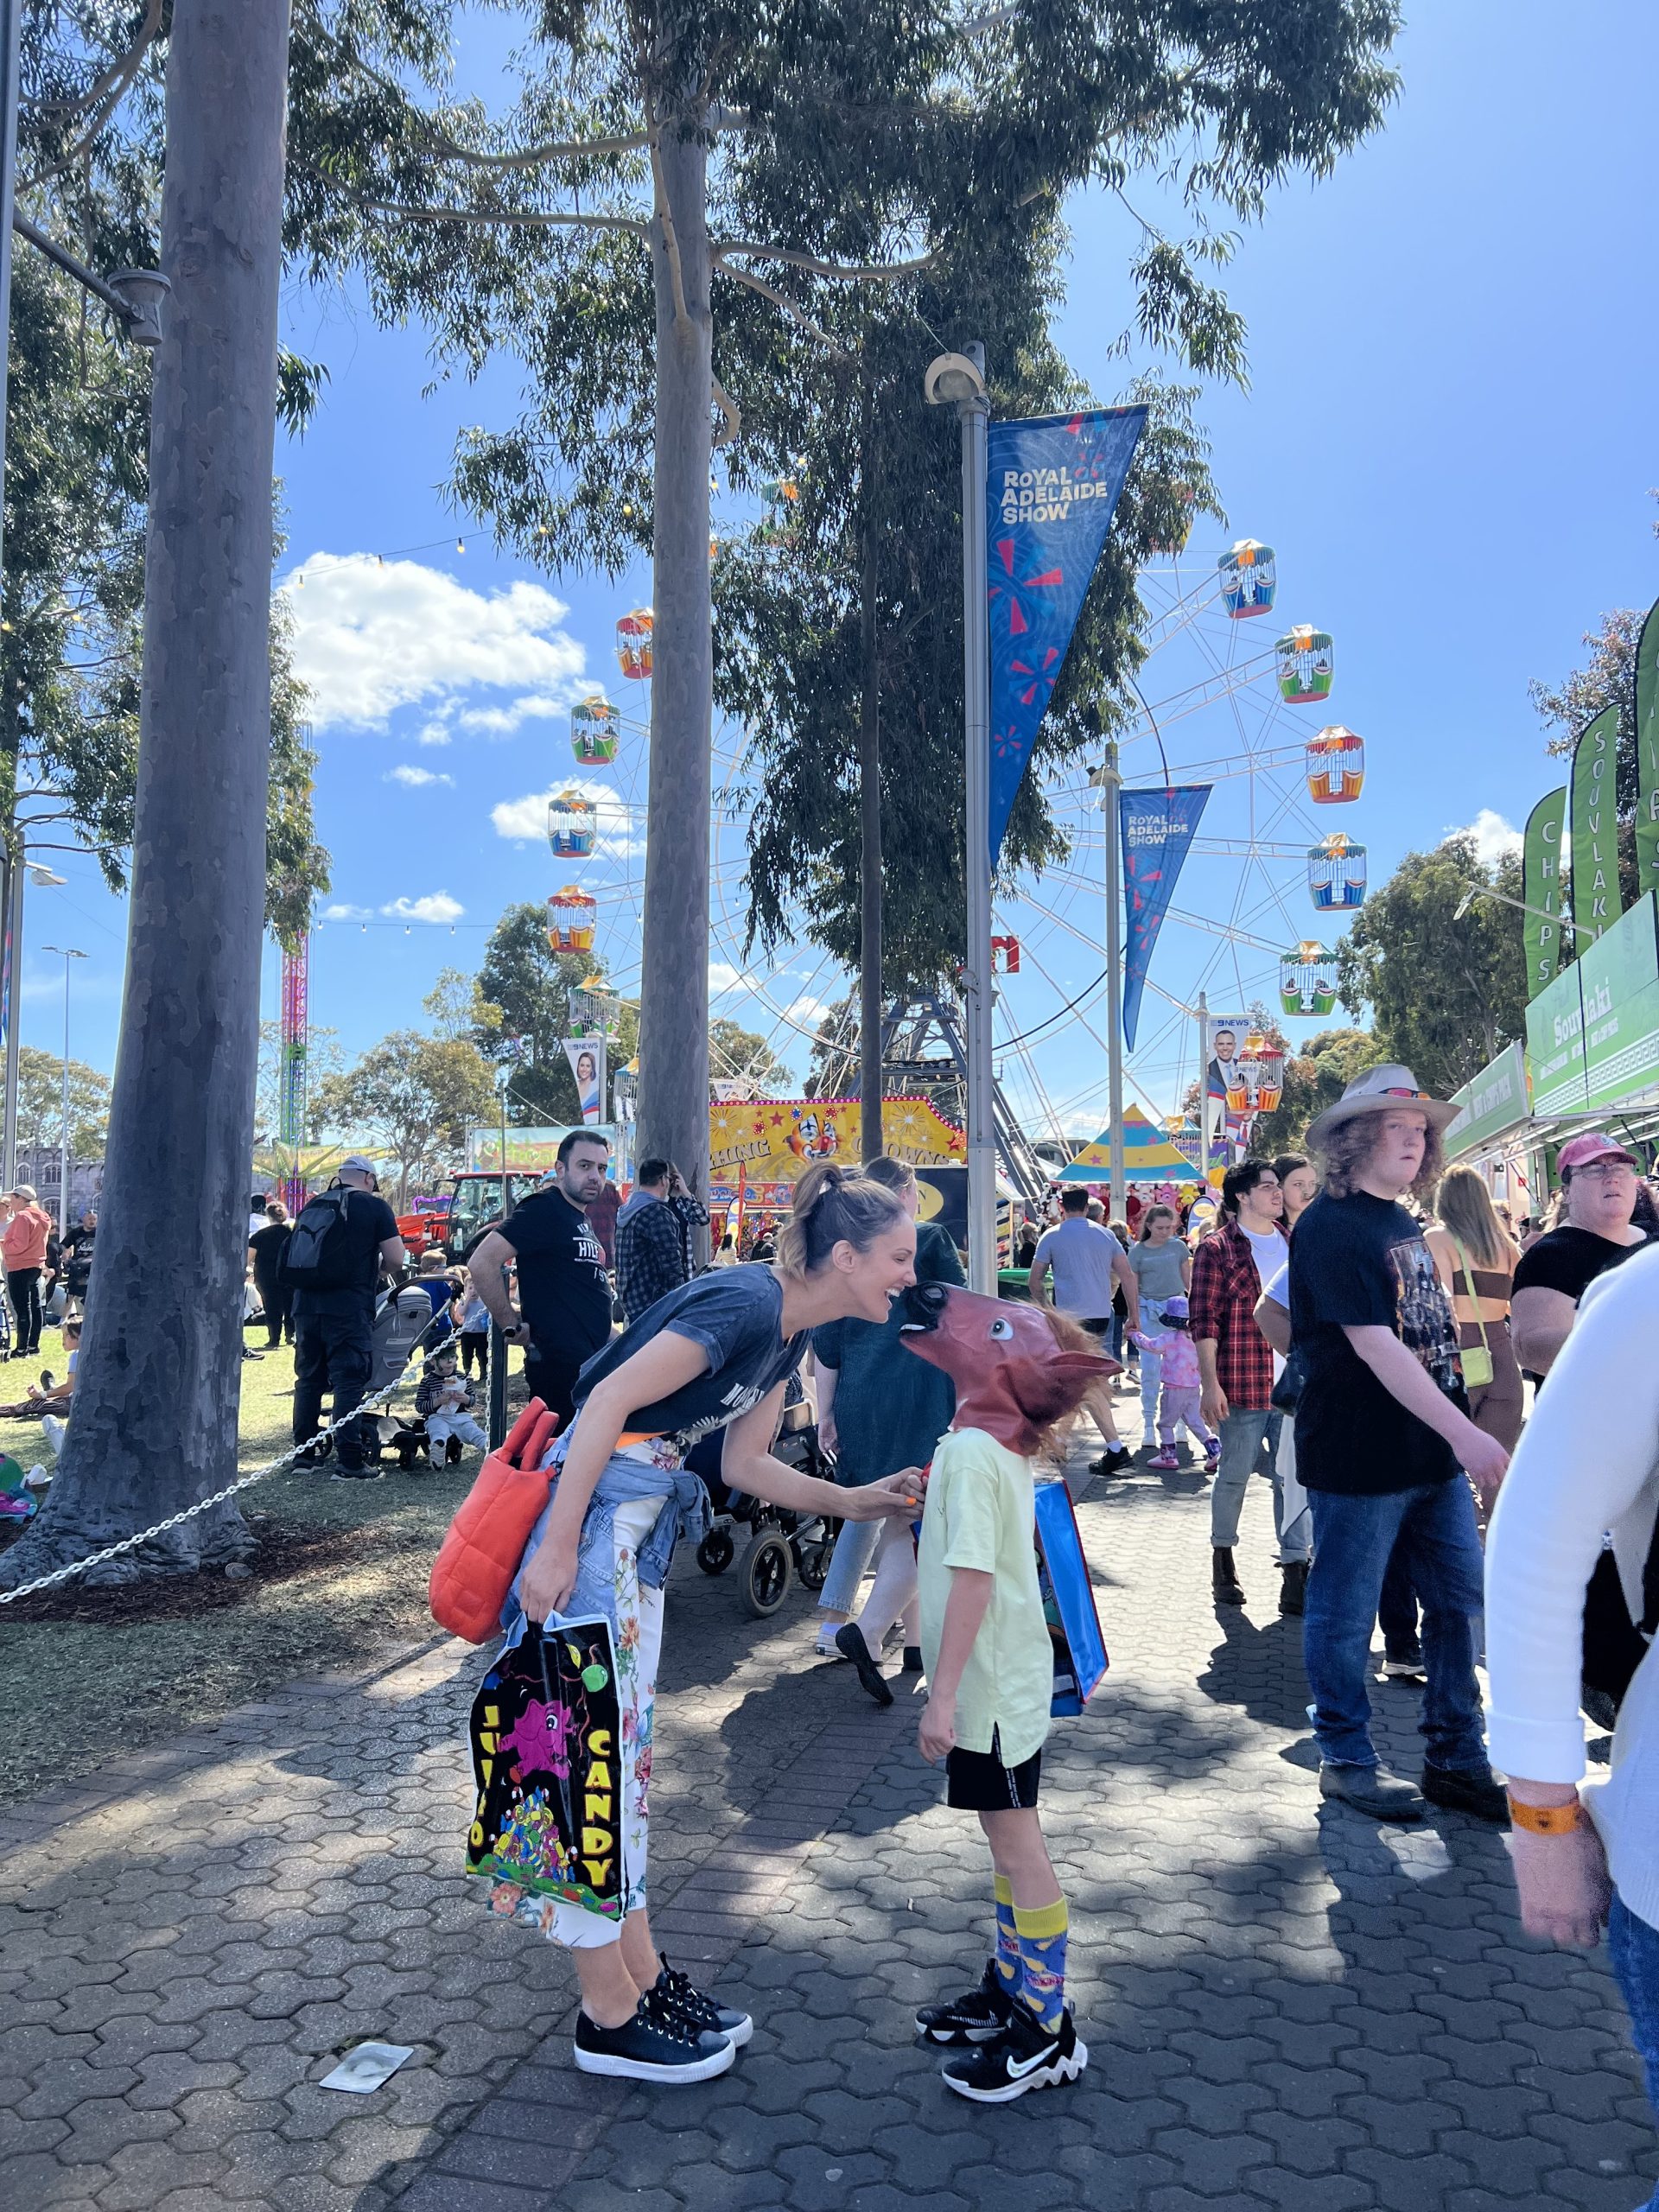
[635,118,713,1212]
[0,0,289,1585]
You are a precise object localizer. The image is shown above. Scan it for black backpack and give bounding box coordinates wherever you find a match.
[280,1188,363,1293]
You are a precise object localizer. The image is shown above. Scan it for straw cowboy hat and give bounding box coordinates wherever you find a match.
[1306,1063,1460,1152]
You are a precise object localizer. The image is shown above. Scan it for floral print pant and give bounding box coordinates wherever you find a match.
[489,1492,666,1951]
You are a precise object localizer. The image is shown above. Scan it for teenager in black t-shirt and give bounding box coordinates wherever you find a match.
[289,1160,405,1477]
[1292,1066,1511,1828]
[467,1129,614,1431]
[1511,1133,1655,1383]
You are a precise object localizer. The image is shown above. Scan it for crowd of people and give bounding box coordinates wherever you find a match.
[234,1101,1657,2168]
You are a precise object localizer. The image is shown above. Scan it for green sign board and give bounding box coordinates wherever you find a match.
[1525,961,1586,1116]
[1570,705,1621,944]
[1580,891,1659,1114]
[1521,785,1567,994]
[1637,597,1659,901]
[1444,1039,1529,1159]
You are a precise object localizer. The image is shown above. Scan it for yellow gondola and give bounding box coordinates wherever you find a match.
[1306,725,1364,804]
[616,607,653,680]
[546,885,598,955]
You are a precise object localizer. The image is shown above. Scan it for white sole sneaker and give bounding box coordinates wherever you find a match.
[573,2036,736,2083]
[943,2033,1090,2102]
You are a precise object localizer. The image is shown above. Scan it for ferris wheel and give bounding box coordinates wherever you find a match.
[542,531,1370,1139]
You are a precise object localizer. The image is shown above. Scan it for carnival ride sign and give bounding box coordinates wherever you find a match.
[709,1097,966,1181]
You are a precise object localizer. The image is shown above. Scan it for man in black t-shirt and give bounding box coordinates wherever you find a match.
[468,1128,613,1432]
[289,1158,404,1478]
[1511,1132,1654,1383]
[1291,1065,1511,1827]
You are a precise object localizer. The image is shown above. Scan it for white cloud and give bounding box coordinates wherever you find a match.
[458,695,563,736]
[321,901,373,921]
[492,779,645,859]
[280,552,587,731]
[385,764,454,789]
[1445,808,1523,867]
[381,893,464,925]
[414,718,452,747]
[785,995,832,1031]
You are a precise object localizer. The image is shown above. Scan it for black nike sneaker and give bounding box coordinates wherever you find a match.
[652,1955,753,2047]
[941,2003,1087,2102]
[573,1999,734,2083]
[915,1959,1016,2046]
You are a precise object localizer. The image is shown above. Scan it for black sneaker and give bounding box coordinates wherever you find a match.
[916,1959,1016,2047]
[835,1622,894,1707]
[1381,1645,1426,1681]
[941,2002,1087,2102]
[1089,1445,1131,1476]
[573,2001,734,2083]
[652,1957,753,2048]
[902,1645,925,1675]
[1421,1764,1510,1826]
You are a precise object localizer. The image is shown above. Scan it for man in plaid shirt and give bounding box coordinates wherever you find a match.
[1190,1160,1297,1609]
[614,1158,710,1323]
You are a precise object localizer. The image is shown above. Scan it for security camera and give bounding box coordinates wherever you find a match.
[924,352,988,407]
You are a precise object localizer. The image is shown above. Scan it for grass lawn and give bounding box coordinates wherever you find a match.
[0,1333,518,1809]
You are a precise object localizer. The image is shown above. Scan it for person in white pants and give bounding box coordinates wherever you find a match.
[416,1347,487,1467]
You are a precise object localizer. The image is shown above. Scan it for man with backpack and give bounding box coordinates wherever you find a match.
[284,1157,405,1478]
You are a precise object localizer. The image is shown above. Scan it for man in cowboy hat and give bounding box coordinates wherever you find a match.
[1289,1065,1510,1822]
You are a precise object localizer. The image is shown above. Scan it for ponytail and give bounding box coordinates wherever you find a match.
[775,1162,908,1277]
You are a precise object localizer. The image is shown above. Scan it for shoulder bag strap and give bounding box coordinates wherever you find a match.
[1449,1233,1492,1363]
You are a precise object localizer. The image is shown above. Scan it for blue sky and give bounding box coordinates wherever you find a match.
[25,1,1659,1141]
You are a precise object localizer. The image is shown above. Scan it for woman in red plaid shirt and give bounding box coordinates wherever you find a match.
[1190,1161,1300,1609]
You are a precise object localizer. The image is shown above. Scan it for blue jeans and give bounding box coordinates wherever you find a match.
[1211,1408,1300,1557]
[1304,1478,1486,1772]
[819,1516,880,1617]
[1610,1897,1659,2209]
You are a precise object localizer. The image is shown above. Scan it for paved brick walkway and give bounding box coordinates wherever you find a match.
[4,1411,1656,2210]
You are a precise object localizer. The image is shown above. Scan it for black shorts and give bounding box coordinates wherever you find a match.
[945,1738,1043,1811]
[1077,1318,1111,1338]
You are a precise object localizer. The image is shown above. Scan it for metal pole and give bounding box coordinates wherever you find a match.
[60,957,67,1224]
[1196,988,1211,1179]
[1101,742,1126,1219]
[959,345,995,1294]
[0,0,22,583]
[2,861,21,1192]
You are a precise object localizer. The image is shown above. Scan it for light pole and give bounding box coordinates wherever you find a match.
[40,944,86,1224]
[925,343,995,1291]
[1091,747,1127,1217]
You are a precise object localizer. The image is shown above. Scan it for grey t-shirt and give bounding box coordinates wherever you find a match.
[574,1262,806,1443]
[1032,1217,1123,1321]
[1129,1238,1188,1300]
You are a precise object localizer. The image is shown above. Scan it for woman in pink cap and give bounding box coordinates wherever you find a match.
[1511,1133,1656,1386]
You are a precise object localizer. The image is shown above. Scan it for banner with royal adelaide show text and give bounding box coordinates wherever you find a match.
[987,405,1147,868]
[1120,785,1210,1047]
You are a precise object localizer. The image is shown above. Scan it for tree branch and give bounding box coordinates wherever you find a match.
[714,255,852,361]
[711,372,741,447]
[714,238,937,283]
[21,0,165,190]
[431,124,654,169]
[314,168,652,239]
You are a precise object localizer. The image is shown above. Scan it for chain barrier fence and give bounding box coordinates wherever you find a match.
[0,1300,488,1608]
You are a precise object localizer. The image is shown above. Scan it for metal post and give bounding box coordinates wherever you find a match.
[958,347,995,1293]
[0,0,21,584]
[1101,742,1126,1219]
[487,1319,508,1451]
[1195,988,1211,1178]
[1,859,20,1192]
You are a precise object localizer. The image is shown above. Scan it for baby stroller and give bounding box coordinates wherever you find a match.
[362,1286,452,1470]
[688,1373,839,1617]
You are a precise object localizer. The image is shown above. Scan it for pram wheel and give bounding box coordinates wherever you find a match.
[793,1525,833,1592]
[696,1529,734,1576]
[447,1438,463,1465]
[742,1530,792,1617]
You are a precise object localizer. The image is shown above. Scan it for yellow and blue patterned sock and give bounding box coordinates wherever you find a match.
[1013,1897,1069,2031]
[992,1874,1021,1993]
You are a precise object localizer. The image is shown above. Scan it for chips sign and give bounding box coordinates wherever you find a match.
[709,1096,964,1180]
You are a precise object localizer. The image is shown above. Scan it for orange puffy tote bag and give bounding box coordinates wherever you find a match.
[429,1399,561,1643]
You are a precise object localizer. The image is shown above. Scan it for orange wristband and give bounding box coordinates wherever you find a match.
[1507,1796,1585,1835]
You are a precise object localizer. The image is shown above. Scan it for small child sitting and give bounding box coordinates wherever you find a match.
[1130,1295,1218,1469]
[415,1345,486,1467]
[0,1319,79,1467]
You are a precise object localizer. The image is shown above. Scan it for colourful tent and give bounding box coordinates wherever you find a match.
[1056,1104,1206,1185]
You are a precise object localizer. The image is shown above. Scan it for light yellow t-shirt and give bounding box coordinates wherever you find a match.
[918,1425,1052,1768]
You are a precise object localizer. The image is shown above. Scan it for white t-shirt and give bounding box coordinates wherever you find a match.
[1032,1217,1123,1322]
[1242,1224,1286,1287]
